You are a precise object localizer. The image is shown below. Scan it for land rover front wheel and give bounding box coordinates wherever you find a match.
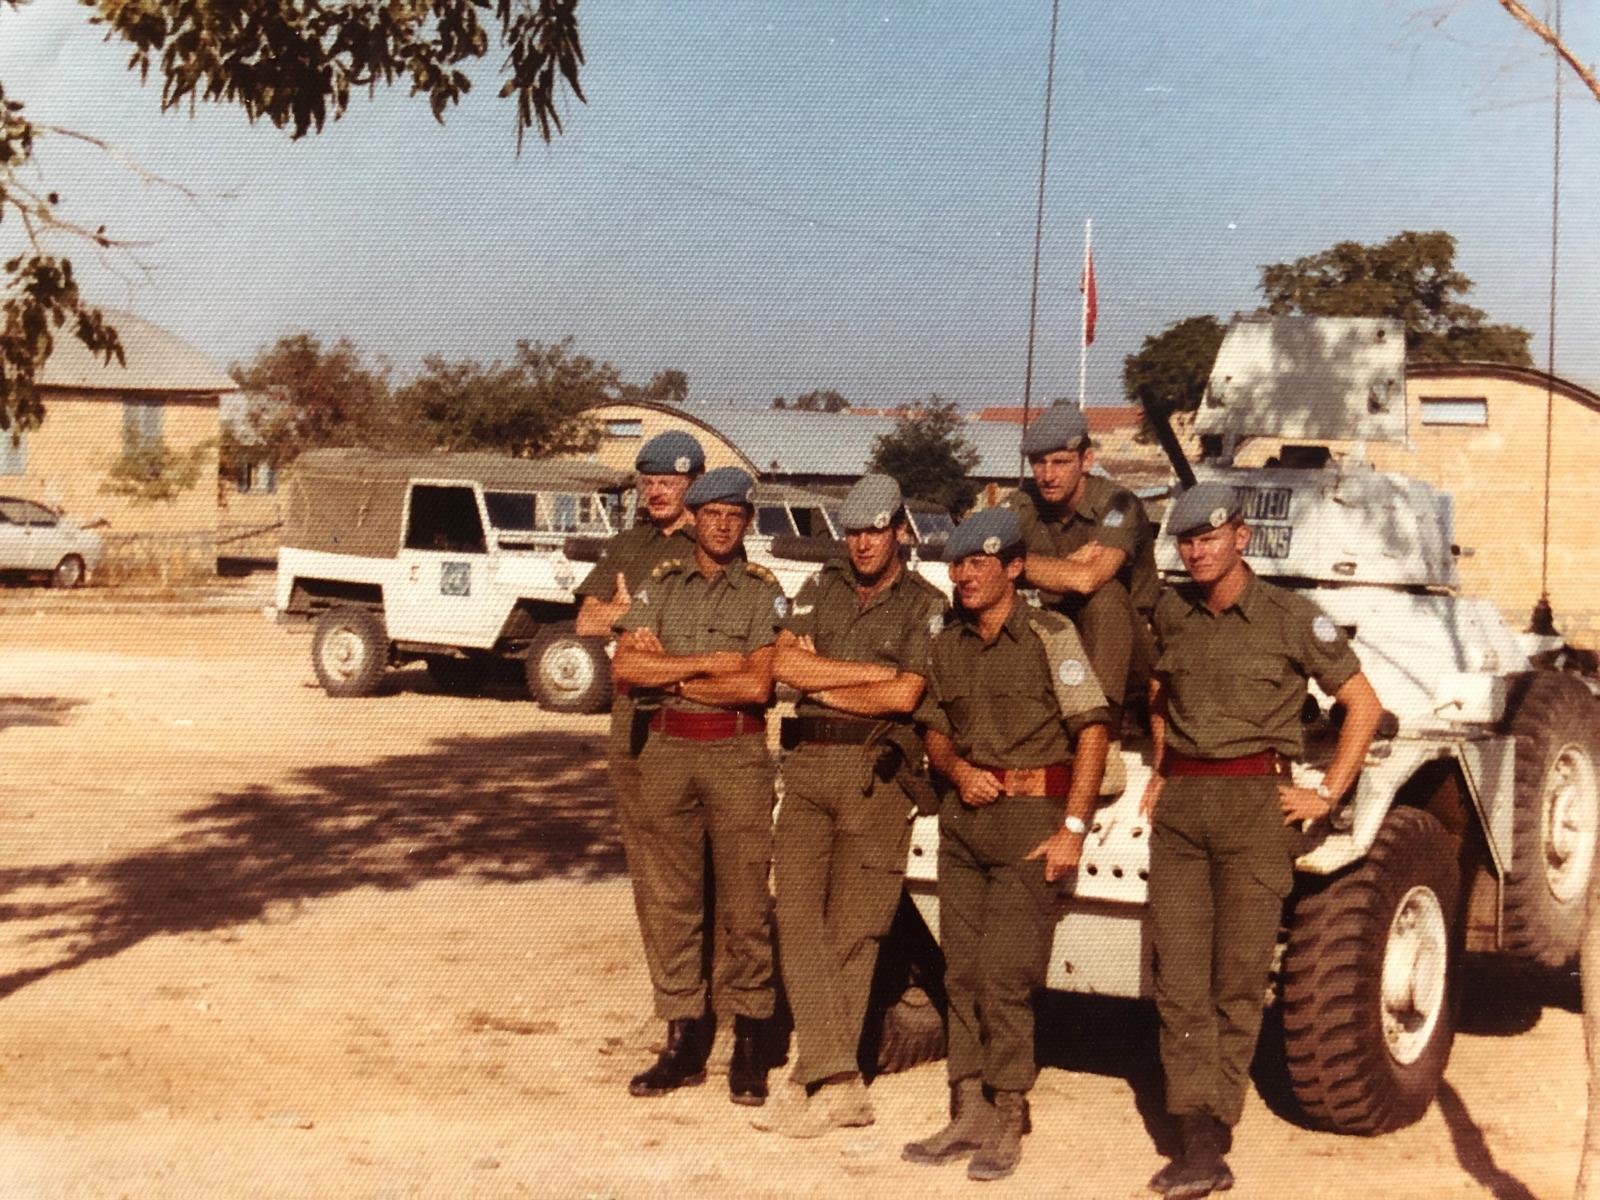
[311,607,389,698]
[525,621,612,713]
[1279,806,1460,1134]
[51,554,86,589]
[1504,672,1600,969]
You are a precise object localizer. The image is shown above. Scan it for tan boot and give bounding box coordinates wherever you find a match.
[967,1089,1029,1181]
[901,1078,993,1165]
[763,1075,876,1139]
[750,1079,809,1133]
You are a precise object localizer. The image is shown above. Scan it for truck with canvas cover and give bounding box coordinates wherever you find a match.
[266,448,632,712]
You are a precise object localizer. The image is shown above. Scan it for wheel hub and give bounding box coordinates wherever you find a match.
[1542,744,1599,904]
[542,642,594,697]
[325,629,366,679]
[1380,884,1448,1067]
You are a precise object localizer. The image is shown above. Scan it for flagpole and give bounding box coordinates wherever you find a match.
[1078,218,1092,411]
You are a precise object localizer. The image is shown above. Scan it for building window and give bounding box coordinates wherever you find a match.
[233,461,277,494]
[123,397,165,449]
[0,430,25,476]
[606,419,643,438]
[1419,397,1488,427]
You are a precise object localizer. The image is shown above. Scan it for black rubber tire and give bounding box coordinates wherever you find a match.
[424,654,491,694]
[1502,672,1600,969]
[51,554,86,589]
[1279,807,1460,1135]
[311,607,389,698]
[525,621,612,713]
[875,985,947,1074]
[861,893,948,1076]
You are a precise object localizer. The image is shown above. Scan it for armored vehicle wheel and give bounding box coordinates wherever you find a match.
[311,607,389,698]
[861,894,947,1076]
[425,654,491,694]
[1503,672,1600,969]
[526,621,612,713]
[1279,807,1459,1134]
[874,985,946,1074]
[51,554,86,589]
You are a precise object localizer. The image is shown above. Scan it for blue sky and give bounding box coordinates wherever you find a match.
[2,0,1597,408]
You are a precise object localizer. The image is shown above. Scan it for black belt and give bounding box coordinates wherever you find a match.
[780,715,880,748]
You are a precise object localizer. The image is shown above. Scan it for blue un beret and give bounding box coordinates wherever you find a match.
[685,465,756,509]
[943,506,1023,562]
[635,430,705,475]
[1166,481,1243,538]
[1020,401,1091,457]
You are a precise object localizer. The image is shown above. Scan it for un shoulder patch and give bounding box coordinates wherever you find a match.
[635,587,650,607]
[1312,614,1338,644]
[1102,509,1125,529]
[774,594,789,618]
[928,612,945,638]
[1058,659,1087,686]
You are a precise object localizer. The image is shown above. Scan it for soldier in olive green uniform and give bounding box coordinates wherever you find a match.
[612,466,785,1107]
[903,507,1110,1184]
[1006,400,1157,744]
[574,431,733,1035]
[753,474,947,1139]
[1140,482,1382,1200]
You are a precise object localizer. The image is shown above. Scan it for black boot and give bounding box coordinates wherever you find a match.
[1152,1114,1233,1199]
[627,1017,709,1097]
[727,1015,769,1106]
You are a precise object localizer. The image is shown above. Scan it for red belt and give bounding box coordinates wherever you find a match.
[649,709,766,740]
[1163,750,1286,778]
[988,763,1073,797]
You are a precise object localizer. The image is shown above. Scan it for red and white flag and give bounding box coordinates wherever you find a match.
[1080,249,1098,347]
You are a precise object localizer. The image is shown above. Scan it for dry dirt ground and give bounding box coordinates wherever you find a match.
[0,590,1589,1198]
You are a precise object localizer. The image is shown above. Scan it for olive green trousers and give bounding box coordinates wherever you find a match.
[938,794,1063,1093]
[774,743,913,1085]
[1148,775,1295,1126]
[626,729,776,1022]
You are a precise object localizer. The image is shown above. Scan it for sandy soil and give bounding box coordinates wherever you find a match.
[0,596,1588,1198]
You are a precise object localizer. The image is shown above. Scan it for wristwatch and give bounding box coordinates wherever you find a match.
[1063,814,1089,836]
[1315,783,1335,805]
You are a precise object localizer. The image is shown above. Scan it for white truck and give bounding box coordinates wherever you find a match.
[883,317,1600,1135]
[265,449,631,712]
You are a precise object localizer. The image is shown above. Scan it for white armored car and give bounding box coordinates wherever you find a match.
[891,317,1600,1135]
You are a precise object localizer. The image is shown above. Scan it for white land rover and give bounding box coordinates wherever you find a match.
[265,449,631,712]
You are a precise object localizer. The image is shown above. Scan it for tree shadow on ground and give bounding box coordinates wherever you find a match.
[0,696,83,730]
[0,729,619,1000]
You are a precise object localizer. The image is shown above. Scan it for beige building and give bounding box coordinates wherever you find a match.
[1234,362,1600,647]
[0,312,236,576]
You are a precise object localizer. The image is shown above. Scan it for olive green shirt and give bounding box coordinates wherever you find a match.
[1153,572,1362,759]
[919,597,1111,768]
[1008,475,1158,612]
[574,520,697,604]
[780,559,948,721]
[615,557,785,714]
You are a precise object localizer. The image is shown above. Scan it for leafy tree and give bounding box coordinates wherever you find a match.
[102,435,214,504]
[0,0,587,434]
[868,395,980,517]
[397,336,611,458]
[623,368,690,406]
[1258,230,1532,366]
[1122,230,1534,419]
[229,334,399,469]
[1122,315,1226,421]
[771,388,849,412]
